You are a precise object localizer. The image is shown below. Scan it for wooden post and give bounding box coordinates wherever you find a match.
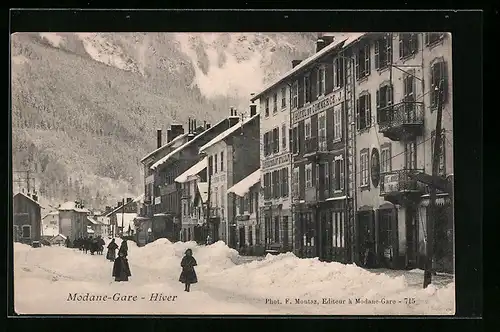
[423,80,444,288]
[121,198,125,237]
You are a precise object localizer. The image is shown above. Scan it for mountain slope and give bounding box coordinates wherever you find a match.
[11,32,318,208]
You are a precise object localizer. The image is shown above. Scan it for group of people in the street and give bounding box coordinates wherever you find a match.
[66,236,105,255]
[64,234,198,291]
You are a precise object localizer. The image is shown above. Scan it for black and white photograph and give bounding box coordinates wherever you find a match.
[11,30,455,315]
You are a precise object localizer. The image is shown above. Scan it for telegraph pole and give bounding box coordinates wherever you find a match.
[121,198,125,237]
[423,80,444,288]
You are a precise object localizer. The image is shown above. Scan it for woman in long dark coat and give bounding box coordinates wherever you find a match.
[106,239,118,262]
[112,251,131,282]
[118,240,128,257]
[179,249,197,292]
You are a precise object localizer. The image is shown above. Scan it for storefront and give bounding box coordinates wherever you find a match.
[262,204,292,253]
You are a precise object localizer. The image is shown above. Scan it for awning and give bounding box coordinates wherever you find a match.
[325,195,347,202]
[175,157,207,183]
[420,193,452,207]
[197,182,209,203]
[227,169,260,197]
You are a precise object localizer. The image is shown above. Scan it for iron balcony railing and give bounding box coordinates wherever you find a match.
[380,168,425,195]
[378,100,425,132]
[305,136,318,155]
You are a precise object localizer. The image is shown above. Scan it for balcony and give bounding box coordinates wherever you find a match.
[378,101,425,141]
[302,136,329,162]
[305,185,326,205]
[380,169,426,205]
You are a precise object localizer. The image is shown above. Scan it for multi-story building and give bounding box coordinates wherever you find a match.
[13,191,42,245]
[251,34,356,259]
[149,115,240,242]
[175,157,208,242]
[137,124,189,240]
[341,32,453,272]
[102,197,139,237]
[198,108,260,246]
[58,201,90,241]
[227,169,262,254]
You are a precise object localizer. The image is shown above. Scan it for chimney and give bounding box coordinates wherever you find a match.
[316,38,326,52]
[166,129,172,143]
[230,107,234,116]
[204,120,207,128]
[322,35,335,46]
[32,194,38,202]
[193,119,197,133]
[292,60,302,68]
[171,124,185,140]
[206,123,211,129]
[157,129,162,149]
[117,201,122,207]
[250,104,257,117]
[234,109,237,116]
[126,197,132,204]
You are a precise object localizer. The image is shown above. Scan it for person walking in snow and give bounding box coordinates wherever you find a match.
[118,239,128,258]
[205,235,212,245]
[106,238,119,262]
[97,236,105,255]
[179,249,197,292]
[112,250,131,282]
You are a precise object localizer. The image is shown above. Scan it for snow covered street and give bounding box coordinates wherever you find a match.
[14,239,455,315]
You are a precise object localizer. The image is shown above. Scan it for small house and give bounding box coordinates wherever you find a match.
[13,192,42,245]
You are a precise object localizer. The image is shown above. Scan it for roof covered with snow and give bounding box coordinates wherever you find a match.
[42,225,59,237]
[175,157,207,184]
[199,113,260,154]
[150,116,240,171]
[140,133,188,163]
[14,192,42,207]
[87,217,99,225]
[103,194,142,217]
[58,201,90,213]
[227,169,261,197]
[251,33,366,102]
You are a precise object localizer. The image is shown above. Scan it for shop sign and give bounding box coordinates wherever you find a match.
[291,92,341,124]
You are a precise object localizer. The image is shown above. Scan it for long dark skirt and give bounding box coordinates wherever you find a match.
[179,267,198,284]
[106,249,116,261]
[112,257,131,282]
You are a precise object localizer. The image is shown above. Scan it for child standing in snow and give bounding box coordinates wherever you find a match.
[179,249,197,292]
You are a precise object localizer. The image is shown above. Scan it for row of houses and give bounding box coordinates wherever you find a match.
[135,32,453,272]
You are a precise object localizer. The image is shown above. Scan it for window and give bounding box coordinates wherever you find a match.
[292,125,299,154]
[375,34,392,69]
[333,104,342,141]
[249,192,254,214]
[304,118,312,140]
[378,209,393,250]
[272,170,280,198]
[22,225,31,238]
[333,57,345,89]
[220,151,224,171]
[332,156,345,192]
[403,74,416,120]
[356,93,372,130]
[431,130,446,176]
[272,128,280,154]
[424,33,444,46]
[280,168,289,197]
[324,162,330,196]
[263,132,271,157]
[305,163,313,188]
[273,92,278,113]
[291,81,298,109]
[404,141,417,169]
[376,84,394,123]
[264,173,272,200]
[282,124,287,150]
[304,75,311,103]
[265,97,270,117]
[355,43,371,80]
[243,193,249,212]
[214,154,218,173]
[317,66,326,96]
[430,60,449,108]
[380,145,392,173]
[318,111,327,151]
[214,187,219,208]
[274,216,280,243]
[208,156,214,176]
[248,227,253,246]
[399,33,419,59]
[360,150,370,187]
[220,185,224,208]
[281,87,287,109]
[292,167,300,197]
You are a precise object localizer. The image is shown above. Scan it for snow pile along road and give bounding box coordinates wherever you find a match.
[14,239,455,315]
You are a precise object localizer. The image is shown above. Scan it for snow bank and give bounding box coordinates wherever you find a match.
[14,239,455,315]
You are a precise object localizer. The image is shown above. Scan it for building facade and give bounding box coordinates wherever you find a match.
[58,201,90,241]
[199,109,260,246]
[227,169,262,254]
[149,116,240,243]
[13,192,42,245]
[343,32,453,271]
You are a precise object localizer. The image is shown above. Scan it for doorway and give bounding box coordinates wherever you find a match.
[239,226,245,249]
[405,206,418,269]
[357,210,375,266]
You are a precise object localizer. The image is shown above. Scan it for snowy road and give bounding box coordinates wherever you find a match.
[14,240,455,315]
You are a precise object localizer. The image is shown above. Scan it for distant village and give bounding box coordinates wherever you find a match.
[13,33,453,274]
